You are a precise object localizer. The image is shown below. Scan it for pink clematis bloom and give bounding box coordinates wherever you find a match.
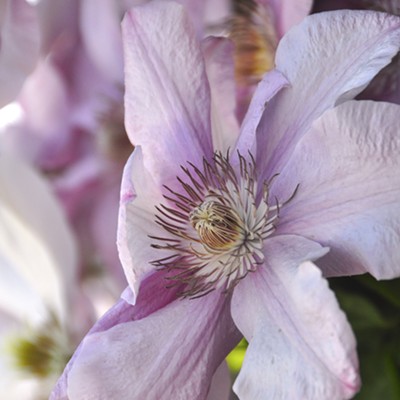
[52,2,400,399]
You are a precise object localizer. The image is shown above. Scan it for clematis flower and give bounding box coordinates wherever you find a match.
[51,2,400,399]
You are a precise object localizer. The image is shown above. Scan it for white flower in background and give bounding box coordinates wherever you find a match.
[0,152,95,400]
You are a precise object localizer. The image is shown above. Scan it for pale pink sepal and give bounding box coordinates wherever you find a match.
[256,11,400,178]
[122,1,213,189]
[66,291,240,400]
[274,100,400,280]
[231,235,360,400]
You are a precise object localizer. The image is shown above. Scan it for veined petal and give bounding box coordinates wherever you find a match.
[117,147,166,299]
[256,10,400,178]
[274,100,400,279]
[62,291,240,400]
[231,235,359,400]
[51,272,182,400]
[235,69,289,157]
[202,36,240,152]
[122,1,213,188]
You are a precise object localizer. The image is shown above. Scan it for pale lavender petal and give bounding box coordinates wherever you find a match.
[266,0,313,37]
[255,11,400,178]
[273,100,400,279]
[117,147,167,298]
[80,0,124,83]
[122,1,213,188]
[207,362,232,400]
[36,0,79,55]
[202,36,240,152]
[64,291,240,400]
[51,272,182,400]
[231,235,359,400]
[0,0,40,106]
[17,59,71,165]
[234,69,289,157]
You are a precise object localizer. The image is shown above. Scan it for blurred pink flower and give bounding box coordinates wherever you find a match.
[51,2,400,399]
[226,0,313,120]
[0,0,40,107]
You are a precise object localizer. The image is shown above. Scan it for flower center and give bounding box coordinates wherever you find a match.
[150,152,294,299]
[7,316,72,380]
[189,200,242,251]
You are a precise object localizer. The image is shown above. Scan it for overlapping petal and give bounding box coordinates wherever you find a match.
[234,69,289,157]
[273,100,400,280]
[266,0,313,36]
[122,1,213,189]
[64,290,240,400]
[255,11,400,178]
[117,147,166,297]
[231,236,359,399]
[202,36,239,152]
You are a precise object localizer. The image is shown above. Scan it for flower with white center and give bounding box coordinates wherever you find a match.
[51,2,400,400]
[0,152,94,400]
[151,152,296,298]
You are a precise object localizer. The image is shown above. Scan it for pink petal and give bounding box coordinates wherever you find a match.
[231,235,359,399]
[117,147,169,298]
[36,0,79,55]
[266,0,313,37]
[0,0,40,106]
[64,290,240,400]
[202,36,240,152]
[17,59,70,158]
[122,1,213,188]
[80,0,124,83]
[255,11,400,178]
[273,100,400,280]
[207,362,232,400]
[234,69,289,157]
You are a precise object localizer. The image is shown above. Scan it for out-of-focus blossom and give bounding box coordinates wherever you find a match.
[225,0,313,120]
[313,0,400,103]
[0,0,133,292]
[0,0,236,293]
[51,3,400,399]
[0,152,97,400]
[0,0,40,107]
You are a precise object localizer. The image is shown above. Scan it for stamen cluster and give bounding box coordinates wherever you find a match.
[150,152,282,298]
